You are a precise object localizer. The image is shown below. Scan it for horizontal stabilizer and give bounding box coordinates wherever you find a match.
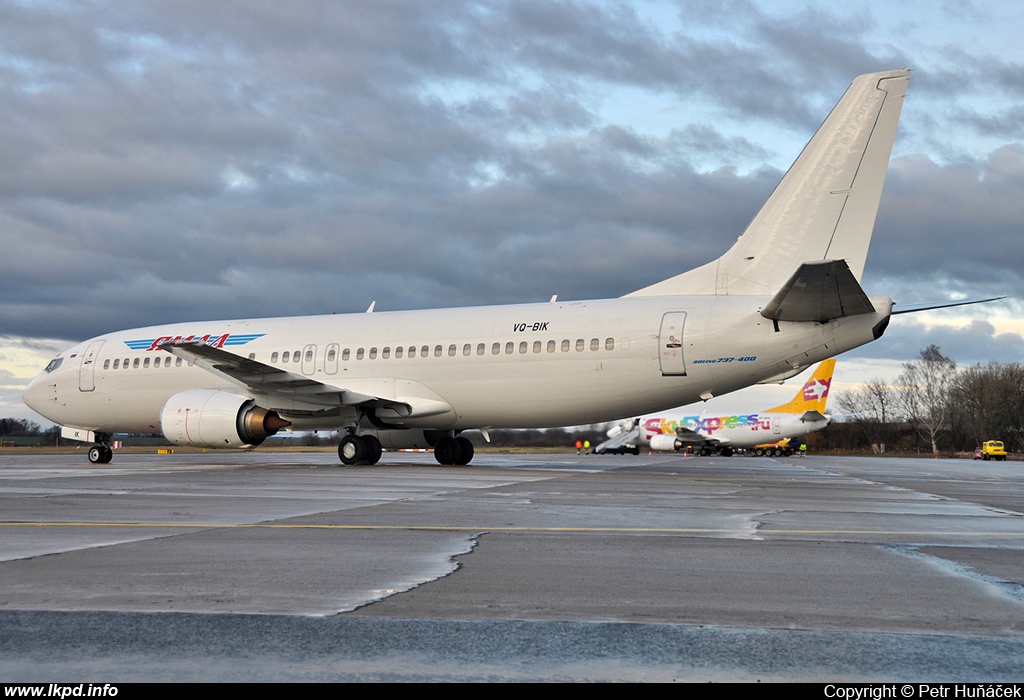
[761,260,875,322]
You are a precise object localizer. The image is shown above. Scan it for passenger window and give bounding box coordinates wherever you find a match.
[356,348,365,360]
[103,359,110,370]
[547,340,556,353]
[421,345,430,357]
[395,346,403,358]
[434,345,443,357]
[369,347,377,360]
[143,357,151,368]
[448,344,457,357]
[492,342,500,355]
[382,347,390,359]
[327,348,336,362]
[282,351,290,363]
[519,341,527,354]
[408,346,417,358]
[605,337,614,350]
[477,343,485,356]
[561,340,570,352]
[113,359,120,369]
[133,358,140,368]
[505,342,513,354]
[590,338,599,351]
[305,350,314,362]
[533,341,541,353]
[576,339,584,352]
[175,357,182,367]
[271,352,279,362]
[342,348,350,361]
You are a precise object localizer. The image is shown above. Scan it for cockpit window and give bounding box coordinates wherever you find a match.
[44,357,63,373]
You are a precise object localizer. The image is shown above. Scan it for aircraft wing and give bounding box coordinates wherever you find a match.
[761,259,875,323]
[159,340,414,415]
[673,426,726,447]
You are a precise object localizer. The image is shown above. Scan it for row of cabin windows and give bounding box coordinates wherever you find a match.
[270,338,615,364]
[103,356,182,370]
[99,337,618,371]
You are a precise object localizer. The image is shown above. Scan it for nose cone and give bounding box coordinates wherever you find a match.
[22,373,50,416]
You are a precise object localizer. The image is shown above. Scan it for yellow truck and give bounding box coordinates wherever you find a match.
[976,440,1008,461]
[753,438,794,457]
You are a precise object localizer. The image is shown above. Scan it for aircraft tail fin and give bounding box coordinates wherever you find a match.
[626,69,909,299]
[764,359,835,414]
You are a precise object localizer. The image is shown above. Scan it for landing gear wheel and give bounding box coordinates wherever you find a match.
[454,436,474,465]
[338,435,366,465]
[433,436,462,465]
[363,435,382,465]
[88,445,112,464]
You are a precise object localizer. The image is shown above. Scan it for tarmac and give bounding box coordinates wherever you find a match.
[1,450,1022,681]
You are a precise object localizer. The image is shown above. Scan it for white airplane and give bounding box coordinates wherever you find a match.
[596,359,836,457]
[22,69,983,467]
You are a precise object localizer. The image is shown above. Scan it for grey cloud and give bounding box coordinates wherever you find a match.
[0,0,1021,372]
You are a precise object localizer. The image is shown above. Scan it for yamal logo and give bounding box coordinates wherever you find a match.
[124,333,265,351]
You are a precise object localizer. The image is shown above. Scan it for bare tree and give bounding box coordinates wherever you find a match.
[836,378,897,452]
[894,345,956,456]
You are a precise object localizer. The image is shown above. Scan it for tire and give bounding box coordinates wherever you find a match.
[433,436,462,465]
[362,435,382,465]
[454,436,474,465]
[755,448,764,456]
[338,435,366,465]
[88,445,104,464]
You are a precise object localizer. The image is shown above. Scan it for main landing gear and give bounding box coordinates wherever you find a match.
[338,434,383,465]
[433,435,474,466]
[336,431,476,466]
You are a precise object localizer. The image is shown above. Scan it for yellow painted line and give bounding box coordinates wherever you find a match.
[0,521,1023,536]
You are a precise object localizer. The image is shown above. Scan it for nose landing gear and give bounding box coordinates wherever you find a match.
[88,443,113,464]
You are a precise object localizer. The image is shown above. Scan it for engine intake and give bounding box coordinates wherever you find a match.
[160,389,290,449]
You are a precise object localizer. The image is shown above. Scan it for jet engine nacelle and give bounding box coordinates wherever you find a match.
[160,389,290,449]
[649,434,685,452]
[367,429,444,450]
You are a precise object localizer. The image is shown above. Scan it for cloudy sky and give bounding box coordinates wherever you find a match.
[2,0,1022,424]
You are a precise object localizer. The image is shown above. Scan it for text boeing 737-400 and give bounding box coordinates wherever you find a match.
[21,69,996,466]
